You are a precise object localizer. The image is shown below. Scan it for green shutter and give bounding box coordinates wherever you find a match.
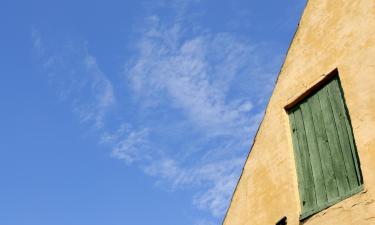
[288,76,363,219]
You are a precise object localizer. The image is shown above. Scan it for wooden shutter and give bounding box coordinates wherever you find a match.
[288,76,363,219]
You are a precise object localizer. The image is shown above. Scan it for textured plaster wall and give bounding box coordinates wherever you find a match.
[223,0,375,224]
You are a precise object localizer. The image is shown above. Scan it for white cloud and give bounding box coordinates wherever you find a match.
[119,14,280,220]
[126,17,272,138]
[31,28,44,56]
[31,30,115,129]
[238,101,253,112]
[106,126,152,164]
[142,156,245,217]
[32,3,280,221]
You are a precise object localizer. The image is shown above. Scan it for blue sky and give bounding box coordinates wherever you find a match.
[0,0,305,224]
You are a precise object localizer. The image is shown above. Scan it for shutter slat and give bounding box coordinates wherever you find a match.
[294,108,317,211]
[329,78,362,185]
[308,94,339,201]
[318,86,350,196]
[300,101,328,206]
[327,80,359,188]
[289,112,307,211]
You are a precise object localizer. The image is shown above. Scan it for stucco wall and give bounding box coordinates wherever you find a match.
[223,0,375,224]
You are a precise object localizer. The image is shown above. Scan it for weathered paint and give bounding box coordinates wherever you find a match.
[223,0,375,224]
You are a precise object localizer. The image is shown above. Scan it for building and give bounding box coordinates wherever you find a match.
[223,0,375,224]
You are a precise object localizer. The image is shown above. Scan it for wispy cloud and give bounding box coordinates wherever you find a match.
[32,29,115,129]
[31,1,281,223]
[119,11,280,221]
[102,125,152,164]
[127,16,272,137]
[143,157,245,217]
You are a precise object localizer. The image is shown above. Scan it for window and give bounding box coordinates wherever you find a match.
[288,74,363,219]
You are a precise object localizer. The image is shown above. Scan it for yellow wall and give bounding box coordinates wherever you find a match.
[223,0,375,224]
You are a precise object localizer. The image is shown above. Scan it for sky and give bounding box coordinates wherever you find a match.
[0,0,306,224]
